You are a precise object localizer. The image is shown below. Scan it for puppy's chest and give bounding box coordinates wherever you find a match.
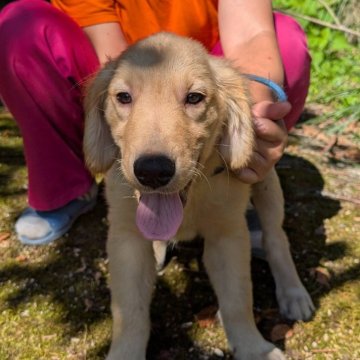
[175,200,199,241]
[174,169,249,241]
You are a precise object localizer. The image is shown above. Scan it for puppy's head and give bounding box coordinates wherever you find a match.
[84,32,254,239]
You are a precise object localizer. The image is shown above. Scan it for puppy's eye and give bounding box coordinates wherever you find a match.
[116,92,132,104]
[185,92,205,105]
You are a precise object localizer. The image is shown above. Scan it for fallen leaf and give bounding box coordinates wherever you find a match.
[301,125,321,138]
[310,267,331,288]
[334,147,360,162]
[285,328,294,339]
[15,254,28,262]
[337,134,357,147]
[0,232,10,242]
[270,324,292,342]
[195,305,218,328]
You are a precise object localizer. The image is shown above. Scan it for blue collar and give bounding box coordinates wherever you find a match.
[243,74,287,102]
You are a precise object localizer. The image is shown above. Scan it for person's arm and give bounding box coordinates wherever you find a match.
[218,0,291,183]
[82,22,128,65]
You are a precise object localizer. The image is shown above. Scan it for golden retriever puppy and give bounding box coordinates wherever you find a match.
[84,32,314,360]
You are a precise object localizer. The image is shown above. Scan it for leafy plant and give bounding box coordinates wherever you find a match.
[273,0,359,137]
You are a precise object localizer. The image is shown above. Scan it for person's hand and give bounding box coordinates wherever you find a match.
[236,100,291,183]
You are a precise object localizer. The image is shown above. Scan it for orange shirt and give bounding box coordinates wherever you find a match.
[51,0,219,50]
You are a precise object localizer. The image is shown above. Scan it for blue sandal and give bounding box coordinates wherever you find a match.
[15,184,97,245]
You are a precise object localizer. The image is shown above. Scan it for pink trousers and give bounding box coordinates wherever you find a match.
[0,0,310,211]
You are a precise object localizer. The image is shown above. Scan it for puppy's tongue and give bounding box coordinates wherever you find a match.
[136,193,183,241]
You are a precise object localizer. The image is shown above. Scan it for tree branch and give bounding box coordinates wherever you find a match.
[317,0,341,26]
[278,10,360,37]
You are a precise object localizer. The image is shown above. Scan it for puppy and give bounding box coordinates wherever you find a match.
[84,32,314,360]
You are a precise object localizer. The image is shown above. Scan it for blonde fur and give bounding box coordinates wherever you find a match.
[84,33,314,360]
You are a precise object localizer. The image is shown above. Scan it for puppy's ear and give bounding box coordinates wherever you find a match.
[209,57,254,171]
[83,60,119,174]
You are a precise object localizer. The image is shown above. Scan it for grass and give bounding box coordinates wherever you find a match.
[1,108,359,359]
[274,0,360,140]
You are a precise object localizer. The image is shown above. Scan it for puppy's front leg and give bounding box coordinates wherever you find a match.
[252,167,314,321]
[203,223,285,360]
[106,231,156,360]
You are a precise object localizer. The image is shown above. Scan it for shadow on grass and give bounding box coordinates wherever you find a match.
[0,144,26,195]
[0,191,110,323]
[0,116,26,199]
[1,153,356,359]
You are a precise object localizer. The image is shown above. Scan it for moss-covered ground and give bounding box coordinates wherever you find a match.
[0,108,359,359]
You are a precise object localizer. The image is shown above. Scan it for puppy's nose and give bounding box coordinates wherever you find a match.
[134,155,175,189]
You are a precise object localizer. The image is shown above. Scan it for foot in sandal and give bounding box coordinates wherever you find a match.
[15,183,98,245]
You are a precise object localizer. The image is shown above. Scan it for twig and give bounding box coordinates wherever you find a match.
[321,190,360,205]
[278,10,360,37]
[317,0,341,26]
[321,135,338,154]
[337,0,350,19]
[311,348,337,353]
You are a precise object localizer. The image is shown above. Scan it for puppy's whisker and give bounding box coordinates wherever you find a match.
[215,148,230,181]
[122,195,137,200]
[200,171,212,191]
[191,163,212,191]
[189,167,202,179]
[72,70,100,89]
[214,143,231,147]
[195,161,205,170]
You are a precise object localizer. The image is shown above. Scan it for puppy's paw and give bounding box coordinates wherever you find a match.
[234,346,286,360]
[264,347,287,360]
[277,286,315,321]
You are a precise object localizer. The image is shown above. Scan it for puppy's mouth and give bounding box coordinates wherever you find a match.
[135,180,192,242]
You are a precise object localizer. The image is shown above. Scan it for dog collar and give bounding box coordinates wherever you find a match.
[244,74,287,102]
